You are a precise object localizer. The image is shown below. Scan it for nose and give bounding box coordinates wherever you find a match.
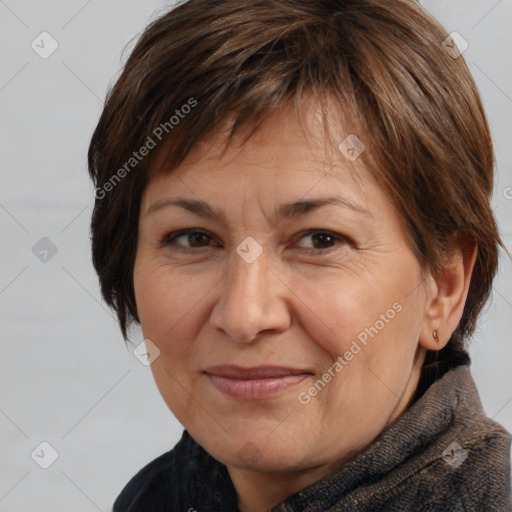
[209,246,291,343]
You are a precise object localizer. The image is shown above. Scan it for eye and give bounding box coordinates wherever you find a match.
[161,229,216,251]
[160,228,349,255]
[292,230,349,254]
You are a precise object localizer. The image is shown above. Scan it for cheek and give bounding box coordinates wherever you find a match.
[134,259,215,340]
[287,265,422,400]
[133,260,219,410]
[133,261,216,425]
[284,268,403,358]
[320,299,422,426]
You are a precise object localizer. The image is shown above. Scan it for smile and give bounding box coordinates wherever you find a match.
[203,365,313,400]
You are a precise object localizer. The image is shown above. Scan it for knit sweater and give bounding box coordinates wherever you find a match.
[113,363,511,511]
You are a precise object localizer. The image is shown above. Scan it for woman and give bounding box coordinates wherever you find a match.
[88,0,511,510]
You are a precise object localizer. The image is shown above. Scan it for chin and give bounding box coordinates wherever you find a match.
[202,431,315,472]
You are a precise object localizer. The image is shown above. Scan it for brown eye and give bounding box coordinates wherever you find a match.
[162,229,214,249]
[294,230,348,253]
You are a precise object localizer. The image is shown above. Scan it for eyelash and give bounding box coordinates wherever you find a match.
[160,229,349,255]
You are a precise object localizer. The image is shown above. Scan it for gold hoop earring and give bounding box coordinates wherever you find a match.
[433,330,440,344]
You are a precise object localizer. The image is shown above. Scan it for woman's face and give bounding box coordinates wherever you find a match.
[133,104,430,474]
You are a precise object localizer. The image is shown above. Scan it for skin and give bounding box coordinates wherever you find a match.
[133,102,476,511]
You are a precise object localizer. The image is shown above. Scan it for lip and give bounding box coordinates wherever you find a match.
[204,365,313,400]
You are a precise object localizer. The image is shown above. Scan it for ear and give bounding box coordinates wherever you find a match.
[419,239,478,350]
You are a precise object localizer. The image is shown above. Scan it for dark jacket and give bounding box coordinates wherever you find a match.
[113,364,511,511]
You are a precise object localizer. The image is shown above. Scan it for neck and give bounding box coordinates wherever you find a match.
[229,456,352,512]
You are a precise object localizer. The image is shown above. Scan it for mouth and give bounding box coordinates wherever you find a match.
[203,365,313,400]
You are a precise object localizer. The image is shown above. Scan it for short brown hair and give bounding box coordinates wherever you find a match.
[88,0,502,375]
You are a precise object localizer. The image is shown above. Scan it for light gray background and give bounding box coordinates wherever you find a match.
[0,1,511,511]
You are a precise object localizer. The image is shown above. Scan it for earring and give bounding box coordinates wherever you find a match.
[433,330,440,344]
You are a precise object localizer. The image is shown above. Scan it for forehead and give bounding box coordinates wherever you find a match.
[149,101,369,193]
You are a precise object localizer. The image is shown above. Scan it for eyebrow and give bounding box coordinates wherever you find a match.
[145,195,370,223]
